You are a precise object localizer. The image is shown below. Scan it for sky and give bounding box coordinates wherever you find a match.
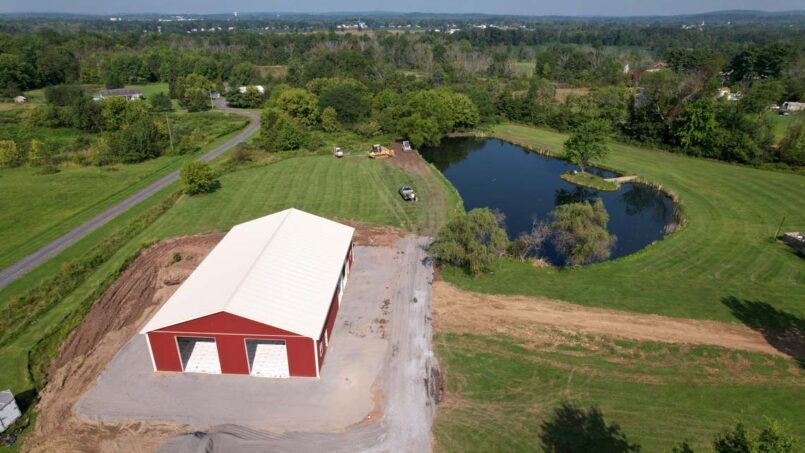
[1,0,803,16]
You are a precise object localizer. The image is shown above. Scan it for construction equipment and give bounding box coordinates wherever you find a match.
[368,144,395,159]
[333,146,344,158]
[402,140,412,152]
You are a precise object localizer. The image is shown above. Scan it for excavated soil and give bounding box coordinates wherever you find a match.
[433,281,798,358]
[342,221,406,248]
[25,233,224,453]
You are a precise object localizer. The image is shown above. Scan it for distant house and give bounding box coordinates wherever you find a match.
[97,88,143,101]
[646,62,667,73]
[238,85,265,94]
[782,101,805,112]
[13,95,26,104]
[716,88,741,102]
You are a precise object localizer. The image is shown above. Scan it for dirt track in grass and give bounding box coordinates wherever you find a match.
[433,281,802,358]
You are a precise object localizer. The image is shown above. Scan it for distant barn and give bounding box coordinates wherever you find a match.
[97,88,143,101]
[141,208,355,379]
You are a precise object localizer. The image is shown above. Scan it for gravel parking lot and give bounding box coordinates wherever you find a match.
[77,237,436,451]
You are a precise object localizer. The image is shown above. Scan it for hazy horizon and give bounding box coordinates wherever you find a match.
[2,0,804,17]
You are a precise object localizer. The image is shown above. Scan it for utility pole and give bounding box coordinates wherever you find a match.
[165,113,174,153]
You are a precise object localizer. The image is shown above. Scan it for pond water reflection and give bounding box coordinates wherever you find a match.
[421,137,675,265]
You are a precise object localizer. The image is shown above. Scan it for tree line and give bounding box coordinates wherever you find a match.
[2,19,804,168]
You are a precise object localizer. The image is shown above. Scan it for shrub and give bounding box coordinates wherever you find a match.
[550,199,616,266]
[712,420,798,453]
[108,117,166,163]
[356,120,382,138]
[0,140,25,167]
[149,91,173,112]
[430,208,509,275]
[321,106,339,132]
[228,147,253,165]
[180,161,219,195]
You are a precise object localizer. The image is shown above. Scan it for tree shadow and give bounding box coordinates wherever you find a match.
[539,401,641,453]
[554,186,599,207]
[13,388,38,414]
[722,296,805,368]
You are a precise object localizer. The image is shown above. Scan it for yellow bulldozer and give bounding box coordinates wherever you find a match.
[368,144,395,159]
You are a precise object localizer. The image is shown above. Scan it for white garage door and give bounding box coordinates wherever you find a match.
[177,337,221,374]
[246,339,290,378]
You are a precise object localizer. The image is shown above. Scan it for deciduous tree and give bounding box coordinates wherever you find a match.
[550,199,616,266]
[563,119,611,172]
[430,208,509,275]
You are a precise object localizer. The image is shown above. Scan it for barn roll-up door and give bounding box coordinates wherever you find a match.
[177,337,221,374]
[246,339,290,378]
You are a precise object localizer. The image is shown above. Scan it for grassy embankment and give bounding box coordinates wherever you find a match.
[445,122,805,323]
[559,171,619,191]
[0,111,248,272]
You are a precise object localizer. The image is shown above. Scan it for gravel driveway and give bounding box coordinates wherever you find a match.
[77,236,437,452]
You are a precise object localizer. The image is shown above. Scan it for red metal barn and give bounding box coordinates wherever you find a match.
[140,208,355,378]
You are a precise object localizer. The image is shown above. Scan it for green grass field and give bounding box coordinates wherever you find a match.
[442,123,805,324]
[0,112,248,273]
[434,331,804,452]
[137,154,457,241]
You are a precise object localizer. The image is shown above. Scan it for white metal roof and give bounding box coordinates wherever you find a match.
[140,209,354,338]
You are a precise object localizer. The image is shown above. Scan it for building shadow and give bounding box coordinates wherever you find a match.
[539,401,641,453]
[722,296,805,368]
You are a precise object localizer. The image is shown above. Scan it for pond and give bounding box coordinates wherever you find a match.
[420,137,676,265]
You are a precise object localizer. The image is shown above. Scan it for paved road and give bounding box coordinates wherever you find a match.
[0,108,260,290]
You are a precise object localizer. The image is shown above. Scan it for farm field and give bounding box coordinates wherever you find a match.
[443,123,805,324]
[0,111,249,272]
[433,330,804,452]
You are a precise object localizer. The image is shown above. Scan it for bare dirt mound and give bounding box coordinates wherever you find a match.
[433,281,793,357]
[25,233,224,453]
[341,220,406,248]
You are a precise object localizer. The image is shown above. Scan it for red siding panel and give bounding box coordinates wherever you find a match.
[318,331,328,367]
[286,336,317,377]
[154,311,300,337]
[325,293,339,343]
[148,332,182,372]
[215,335,250,374]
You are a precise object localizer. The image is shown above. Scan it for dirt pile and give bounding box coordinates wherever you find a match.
[342,221,406,248]
[25,233,224,453]
[433,281,791,357]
